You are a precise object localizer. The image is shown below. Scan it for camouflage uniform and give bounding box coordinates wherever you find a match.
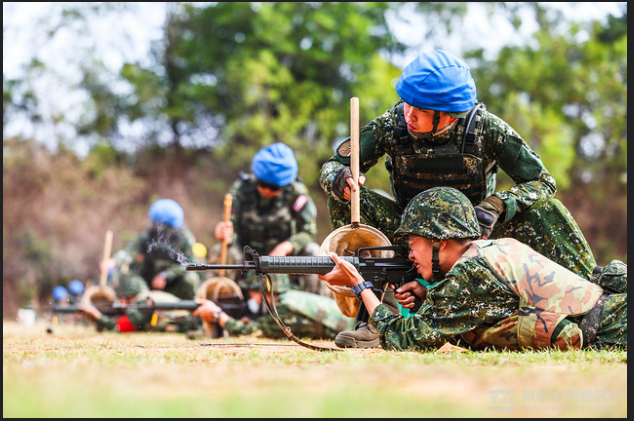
[93,277,197,333]
[210,173,326,295]
[94,301,195,333]
[370,238,626,352]
[320,102,597,279]
[112,223,201,300]
[223,289,355,340]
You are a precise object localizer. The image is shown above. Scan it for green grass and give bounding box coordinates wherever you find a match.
[3,322,627,417]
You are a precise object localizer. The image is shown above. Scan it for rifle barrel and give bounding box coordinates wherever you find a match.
[186,263,248,271]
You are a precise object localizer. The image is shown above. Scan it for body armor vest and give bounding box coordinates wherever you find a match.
[387,101,494,207]
[235,177,294,255]
[457,239,604,350]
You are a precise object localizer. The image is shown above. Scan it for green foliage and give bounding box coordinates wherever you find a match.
[121,2,406,179]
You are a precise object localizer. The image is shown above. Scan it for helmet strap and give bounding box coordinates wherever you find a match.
[430,110,441,135]
[430,240,443,283]
[408,111,455,142]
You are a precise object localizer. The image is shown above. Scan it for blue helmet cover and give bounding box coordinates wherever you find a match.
[395,50,476,112]
[251,143,298,187]
[52,285,68,302]
[68,279,85,296]
[148,198,184,228]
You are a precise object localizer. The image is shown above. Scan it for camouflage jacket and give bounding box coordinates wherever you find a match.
[112,224,197,286]
[319,102,556,223]
[228,174,317,255]
[224,290,355,340]
[370,239,624,352]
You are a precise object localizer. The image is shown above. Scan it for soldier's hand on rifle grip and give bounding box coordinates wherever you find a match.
[394,281,427,309]
[214,221,234,242]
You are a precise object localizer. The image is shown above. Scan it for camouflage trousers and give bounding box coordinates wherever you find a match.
[592,259,627,349]
[328,187,597,280]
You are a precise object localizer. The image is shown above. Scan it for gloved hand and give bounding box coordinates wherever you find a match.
[332,167,365,200]
[474,196,506,239]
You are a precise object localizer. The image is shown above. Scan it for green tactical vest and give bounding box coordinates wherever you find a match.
[387,101,497,208]
[235,175,295,255]
[456,239,604,350]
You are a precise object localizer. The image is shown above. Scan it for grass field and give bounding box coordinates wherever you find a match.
[3,320,627,418]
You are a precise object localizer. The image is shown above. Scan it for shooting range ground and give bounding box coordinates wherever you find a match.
[3,321,627,417]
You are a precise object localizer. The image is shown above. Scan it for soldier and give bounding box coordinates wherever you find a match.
[79,276,198,333]
[193,272,355,340]
[320,49,598,347]
[107,198,202,300]
[319,187,627,352]
[213,142,330,297]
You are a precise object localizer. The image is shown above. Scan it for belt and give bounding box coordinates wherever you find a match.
[579,295,608,348]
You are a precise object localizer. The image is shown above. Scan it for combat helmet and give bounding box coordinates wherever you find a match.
[395,187,481,283]
[115,275,149,299]
[395,187,481,240]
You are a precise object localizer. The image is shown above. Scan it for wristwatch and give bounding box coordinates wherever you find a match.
[351,281,374,300]
[212,309,224,321]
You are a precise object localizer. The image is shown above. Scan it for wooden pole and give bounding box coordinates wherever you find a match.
[218,194,233,276]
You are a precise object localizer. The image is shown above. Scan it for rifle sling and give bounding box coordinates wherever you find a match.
[259,274,341,352]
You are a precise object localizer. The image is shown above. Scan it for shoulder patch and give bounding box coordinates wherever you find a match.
[293,194,308,212]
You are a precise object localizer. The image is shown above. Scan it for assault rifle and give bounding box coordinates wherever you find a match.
[51,298,247,319]
[186,245,419,352]
[186,245,419,295]
[49,297,248,337]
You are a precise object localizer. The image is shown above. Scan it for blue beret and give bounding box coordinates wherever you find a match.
[68,279,85,296]
[395,50,476,112]
[52,286,68,302]
[148,199,184,228]
[251,143,298,187]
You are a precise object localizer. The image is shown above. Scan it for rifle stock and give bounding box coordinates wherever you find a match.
[186,245,419,292]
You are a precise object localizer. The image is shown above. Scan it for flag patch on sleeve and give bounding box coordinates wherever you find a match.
[293,195,308,212]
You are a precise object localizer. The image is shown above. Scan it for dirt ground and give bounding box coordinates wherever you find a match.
[3,320,628,418]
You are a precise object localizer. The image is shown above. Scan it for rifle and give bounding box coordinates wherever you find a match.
[186,245,419,293]
[186,245,419,352]
[51,298,247,319]
[49,297,248,336]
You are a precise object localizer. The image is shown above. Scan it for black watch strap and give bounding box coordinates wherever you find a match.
[351,281,374,300]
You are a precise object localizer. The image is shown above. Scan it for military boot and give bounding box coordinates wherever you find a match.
[334,290,400,349]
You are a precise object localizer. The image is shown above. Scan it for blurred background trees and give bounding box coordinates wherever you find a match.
[3,2,627,317]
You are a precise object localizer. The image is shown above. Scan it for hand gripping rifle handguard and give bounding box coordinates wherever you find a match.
[187,245,418,352]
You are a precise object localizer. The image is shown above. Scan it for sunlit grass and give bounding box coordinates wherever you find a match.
[3,322,627,417]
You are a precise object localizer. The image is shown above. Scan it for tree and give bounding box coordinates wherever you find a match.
[466,4,627,262]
